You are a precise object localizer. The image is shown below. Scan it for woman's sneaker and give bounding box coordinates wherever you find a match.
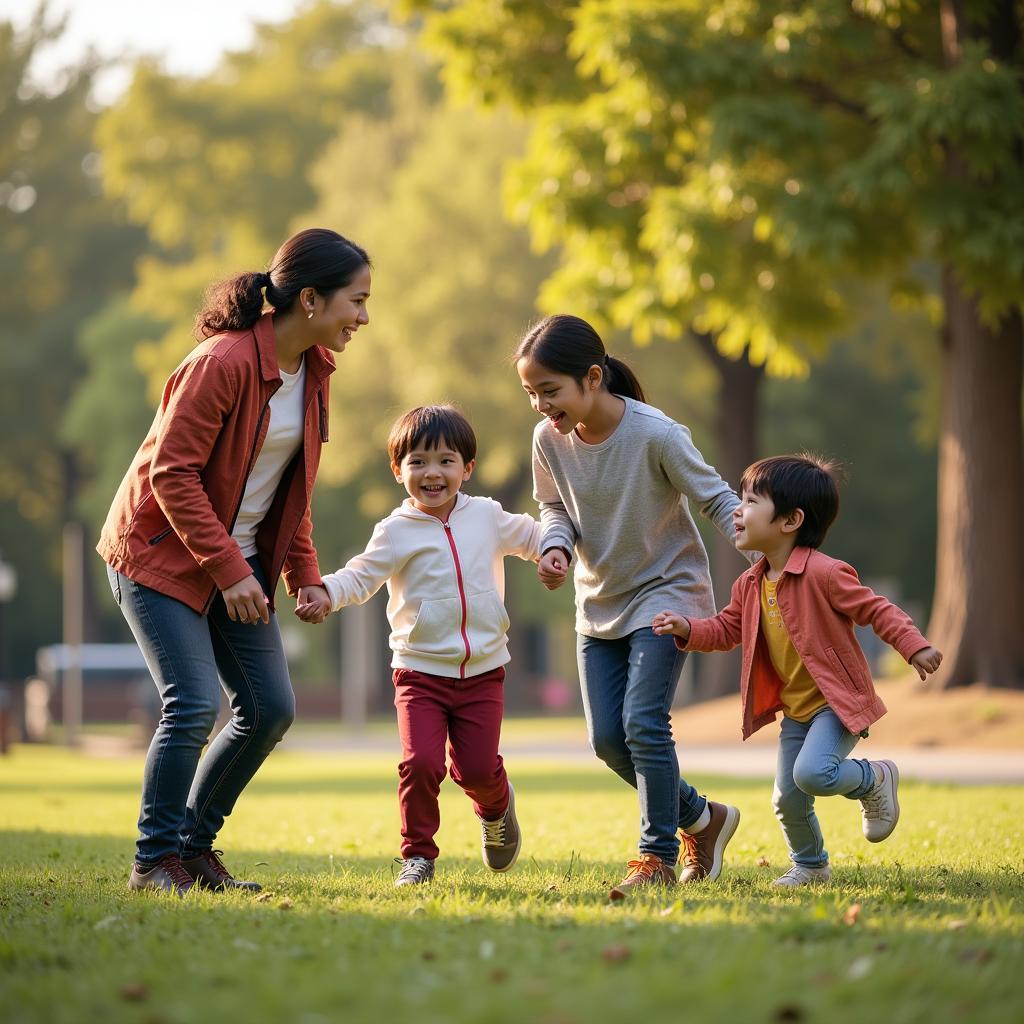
[608,853,676,900]
[678,801,741,882]
[860,759,900,842]
[181,849,261,892]
[395,857,435,886]
[772,863,832,887]
[128,853,195,896]
[476,782,521,872]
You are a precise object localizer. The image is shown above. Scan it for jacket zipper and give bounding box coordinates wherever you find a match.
[202,393,274,614]
[442,520,471,678]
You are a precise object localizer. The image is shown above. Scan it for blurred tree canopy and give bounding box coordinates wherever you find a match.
[415,0,1024,689]
[0,7,145,673]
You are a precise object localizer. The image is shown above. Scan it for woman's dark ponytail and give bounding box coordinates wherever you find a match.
[194,228,370,340]
[514,314,646,403]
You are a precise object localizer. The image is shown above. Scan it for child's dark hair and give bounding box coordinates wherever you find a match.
[514,314,646,403]
[740,454,841,549]
[387,405,477,467]
[194,227,370,339]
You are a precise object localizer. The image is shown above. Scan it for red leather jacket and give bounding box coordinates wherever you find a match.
[679,547,930,739]
[98,312,334,613]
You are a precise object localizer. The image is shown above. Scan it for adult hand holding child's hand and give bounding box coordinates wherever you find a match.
[295,585,332,625]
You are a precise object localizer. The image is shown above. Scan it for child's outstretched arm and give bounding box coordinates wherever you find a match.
[298,521,395,623]
[827,561,942,675]
[653,573,745,652]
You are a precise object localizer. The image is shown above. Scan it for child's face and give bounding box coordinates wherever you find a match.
[734,488,786,551]
[517,357,599,436]
[393,440,474,519]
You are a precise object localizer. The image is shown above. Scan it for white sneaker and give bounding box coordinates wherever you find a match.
[860,759,900,843]
[772,863,832,887]
[395,856,434,886]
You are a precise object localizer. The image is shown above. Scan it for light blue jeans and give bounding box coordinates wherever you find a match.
[774,707,876,867]
[577,628,706,865]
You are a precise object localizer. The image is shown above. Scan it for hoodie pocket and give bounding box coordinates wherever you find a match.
[467,589,510,641]
[407,597,465,660]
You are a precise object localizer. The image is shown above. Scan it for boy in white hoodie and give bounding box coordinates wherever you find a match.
[296,406,542,885]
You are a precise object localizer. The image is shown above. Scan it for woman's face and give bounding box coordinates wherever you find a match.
[517,356,599,435]
[312,265,371,353]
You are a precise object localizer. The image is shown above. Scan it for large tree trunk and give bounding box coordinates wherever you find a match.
[926,270,1024,689]
[928,0,1024,689]
[692,332,763,700]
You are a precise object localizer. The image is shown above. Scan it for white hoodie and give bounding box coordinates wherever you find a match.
[321,493,542,679]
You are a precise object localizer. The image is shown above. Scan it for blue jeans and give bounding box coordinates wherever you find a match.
[107,559,295,865]
[774,707,876,867]
[577,628,705,864]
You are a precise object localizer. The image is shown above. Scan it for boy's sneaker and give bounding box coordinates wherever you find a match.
[181,849,261,892]
[678,801,741,882]
[128,853,195,896]
[608,853,676,900]
[773,863,832,887]
[860,759,900,842]
[395,857,435,886]
[477,782,521,872]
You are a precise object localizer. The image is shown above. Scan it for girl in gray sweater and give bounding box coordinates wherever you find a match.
[515,314,742,899]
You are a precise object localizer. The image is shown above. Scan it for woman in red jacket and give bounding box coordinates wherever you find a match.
[98,228,370,894]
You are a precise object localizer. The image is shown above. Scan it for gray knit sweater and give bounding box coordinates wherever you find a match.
[533,397,741,639]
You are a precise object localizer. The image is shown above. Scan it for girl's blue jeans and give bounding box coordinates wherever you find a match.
[774,707,876,867]
[577,628,705,865]
[107,559,295,866]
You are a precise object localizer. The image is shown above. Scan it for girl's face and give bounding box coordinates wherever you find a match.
[309,265,371,354]
[517,357,601,435]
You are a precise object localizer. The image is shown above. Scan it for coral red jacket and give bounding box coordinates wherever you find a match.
[98,312,334,613]
[678,547,930,739]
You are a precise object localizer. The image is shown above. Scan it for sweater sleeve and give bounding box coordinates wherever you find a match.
[659,422,754,560]
[826,562,931,662]
[679,574,746,653]
[149,353,252,592]
[320,521,396,612]
[532,434,577,559]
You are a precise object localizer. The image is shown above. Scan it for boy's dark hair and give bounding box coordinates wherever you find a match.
[740,453,841,549]
[387,405,477,467]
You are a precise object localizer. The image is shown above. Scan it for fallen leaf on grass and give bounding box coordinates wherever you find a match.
[277,897,294,910]
[842,903,862,926]
[601,944,631,964]
[757,857,771,868]
[489,968,507,983]
[947,920,968,931]
[774,1005,803,1022]
[556,939,572,953]
[608,889,625,903]
[255,892,275,903]
[958,948,994,965]
[119,983,148,1002]
[421,950,436,961]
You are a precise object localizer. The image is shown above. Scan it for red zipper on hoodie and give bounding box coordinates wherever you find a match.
[442,520,471,678]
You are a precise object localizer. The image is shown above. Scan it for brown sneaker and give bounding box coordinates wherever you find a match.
[181,849,262,892]
[678,801,740,883]
[128,853,195,896]
[477,782,521,872]
[608,853,676,900]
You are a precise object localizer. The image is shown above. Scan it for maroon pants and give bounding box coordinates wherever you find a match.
[393,666,509,860]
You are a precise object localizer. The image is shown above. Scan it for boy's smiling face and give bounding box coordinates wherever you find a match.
[734,488,785,552]
[393,440,475,521]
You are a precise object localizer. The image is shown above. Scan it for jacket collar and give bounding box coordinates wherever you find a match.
[396,491,470,521]
[744,545,812,582]
[253,311,336,384]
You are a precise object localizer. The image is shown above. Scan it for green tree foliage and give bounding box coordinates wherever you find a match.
[415,0,1024,688]
[0,6,145,673]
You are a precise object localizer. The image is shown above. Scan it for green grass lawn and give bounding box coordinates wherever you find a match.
[1,744,1021,1024]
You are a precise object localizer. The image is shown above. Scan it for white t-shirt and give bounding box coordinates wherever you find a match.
[231,359,307,558]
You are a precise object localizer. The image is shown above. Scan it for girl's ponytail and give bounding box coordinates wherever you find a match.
[515,314,646,403]
[193,228,370,341]
[604,354,646,403]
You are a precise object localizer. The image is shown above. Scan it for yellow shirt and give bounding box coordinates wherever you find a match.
[761,576,828,722]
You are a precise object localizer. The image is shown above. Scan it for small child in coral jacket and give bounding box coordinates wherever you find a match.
[653,454,942,887]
